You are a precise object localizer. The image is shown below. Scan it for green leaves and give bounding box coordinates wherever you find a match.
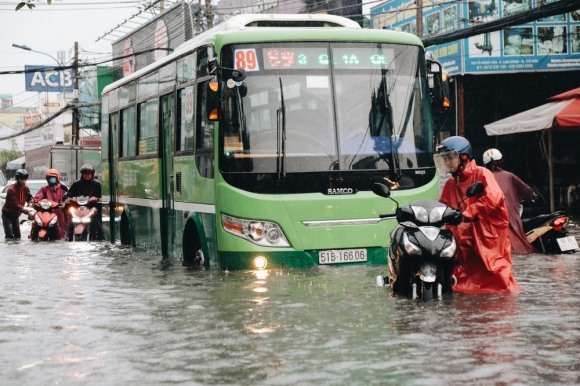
[15,1,53,11]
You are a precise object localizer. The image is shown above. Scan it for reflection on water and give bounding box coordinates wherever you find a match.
[0,223,579,385]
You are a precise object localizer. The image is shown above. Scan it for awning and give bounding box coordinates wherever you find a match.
[484,99,577,135]
[484,87,580,135]
[6,156,25,170]
[484,87,580,211]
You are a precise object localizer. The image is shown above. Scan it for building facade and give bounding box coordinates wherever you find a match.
[370,0,580,205]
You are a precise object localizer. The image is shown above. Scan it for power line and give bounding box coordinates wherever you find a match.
[422,0,580,46]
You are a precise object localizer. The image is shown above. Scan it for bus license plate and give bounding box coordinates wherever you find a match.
[319,249,367,264]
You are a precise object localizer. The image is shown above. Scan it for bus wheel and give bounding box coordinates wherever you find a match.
[120,212,132,246]
[183,222,204,267]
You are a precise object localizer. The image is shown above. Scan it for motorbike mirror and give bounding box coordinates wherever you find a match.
[466,181,484,197]
[372,183,391,198]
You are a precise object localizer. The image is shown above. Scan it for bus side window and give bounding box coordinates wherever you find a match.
[137,98,159,155]
[120,106,137,157]
[177,86,195,152]
[102,112,111,162]
[196,82,214,179]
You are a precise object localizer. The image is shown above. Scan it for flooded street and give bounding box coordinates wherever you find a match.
[1,221,579,386]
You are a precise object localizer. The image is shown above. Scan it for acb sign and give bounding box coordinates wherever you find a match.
[25,65,74,93]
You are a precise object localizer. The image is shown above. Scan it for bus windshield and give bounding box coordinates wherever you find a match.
[219,42,434,193]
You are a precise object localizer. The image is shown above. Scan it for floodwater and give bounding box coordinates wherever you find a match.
[1,220,579,386]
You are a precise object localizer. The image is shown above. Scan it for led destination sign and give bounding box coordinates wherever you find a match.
[234,47,395,71]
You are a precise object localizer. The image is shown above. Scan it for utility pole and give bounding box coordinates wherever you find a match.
[416,0,423,39]
[72,41,80,146]
[205,0,213,29]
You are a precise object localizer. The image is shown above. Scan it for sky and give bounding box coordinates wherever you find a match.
[1,0,375,109]
[0,0,164,107]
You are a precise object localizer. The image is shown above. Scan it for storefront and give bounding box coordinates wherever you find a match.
[371,0,580,209]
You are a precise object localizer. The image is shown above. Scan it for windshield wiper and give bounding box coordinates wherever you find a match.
[381,71,401,181]
[276,77,286,182]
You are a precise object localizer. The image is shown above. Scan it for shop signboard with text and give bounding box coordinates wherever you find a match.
[371,0,580,75]
[24,65,74,93]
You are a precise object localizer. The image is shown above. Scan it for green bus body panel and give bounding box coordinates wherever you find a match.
[173,155,214,203]
[101,162,110,195]
[214,175,439,268]
[117,158,161,199]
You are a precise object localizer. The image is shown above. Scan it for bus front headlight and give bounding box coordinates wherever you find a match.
[222,214,290,247]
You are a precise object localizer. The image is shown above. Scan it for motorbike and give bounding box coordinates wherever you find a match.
[65,196,100,241]
[522,211,578,253]
[29,199,61,241]
[374,181,484,300]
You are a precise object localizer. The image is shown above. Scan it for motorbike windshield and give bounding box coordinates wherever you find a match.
[219,42,434,192]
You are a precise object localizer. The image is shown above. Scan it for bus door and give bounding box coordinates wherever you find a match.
[160,93,176,257]
[108,111,119,242]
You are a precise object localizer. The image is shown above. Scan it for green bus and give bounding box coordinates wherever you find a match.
[100,14,448,270]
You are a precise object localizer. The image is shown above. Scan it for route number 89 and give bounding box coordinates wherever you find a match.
[234,49,260,72]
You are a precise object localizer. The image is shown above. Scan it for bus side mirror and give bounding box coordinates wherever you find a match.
[427,60,451,110]
[206,81,223,121]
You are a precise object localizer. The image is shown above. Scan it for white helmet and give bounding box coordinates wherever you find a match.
[483,148,503,165]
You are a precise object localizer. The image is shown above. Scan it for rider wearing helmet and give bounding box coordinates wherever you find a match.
[34,168,69,240]
[67,164,102,240]
[482,148,503,168]
[1,169,32,239]
[68,163,101,200]
[435,136,520,293]
[433,135,473,177]
[483,148,536,254]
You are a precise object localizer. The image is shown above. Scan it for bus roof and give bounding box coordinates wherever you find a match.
[209,13,361,29]
[103,14,423,95]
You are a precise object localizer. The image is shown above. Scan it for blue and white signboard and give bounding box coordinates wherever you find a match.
[24,65,74,93]
[371,0,580,76]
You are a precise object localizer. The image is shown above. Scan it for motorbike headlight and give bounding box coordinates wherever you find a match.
[222,214,290,247]
[49,216,58,226]
[402,232,421,255]
[410,206,429,224]
[429,207,446,223]
[34,215,43,226]
[440,238,457,258]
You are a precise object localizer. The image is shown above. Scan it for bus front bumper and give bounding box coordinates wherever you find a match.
[217,246,388,270]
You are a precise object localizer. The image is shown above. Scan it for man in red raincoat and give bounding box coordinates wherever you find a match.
[433,136,520,294]
[483,148,536,254]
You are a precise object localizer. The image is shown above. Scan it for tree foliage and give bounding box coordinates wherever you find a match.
[16,0,53,11]
[0,149,24,175]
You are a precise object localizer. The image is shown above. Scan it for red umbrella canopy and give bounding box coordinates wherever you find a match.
[547,87,580,130]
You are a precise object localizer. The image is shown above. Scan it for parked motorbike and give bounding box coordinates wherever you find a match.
[374,181,484,300]
[522,211,578,253]
[65,196,100,241]
[29,199,60,241]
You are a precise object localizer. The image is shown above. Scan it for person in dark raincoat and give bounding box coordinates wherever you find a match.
[433,136,520,294]
[483,148,536,254]
[67,164,103,240]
